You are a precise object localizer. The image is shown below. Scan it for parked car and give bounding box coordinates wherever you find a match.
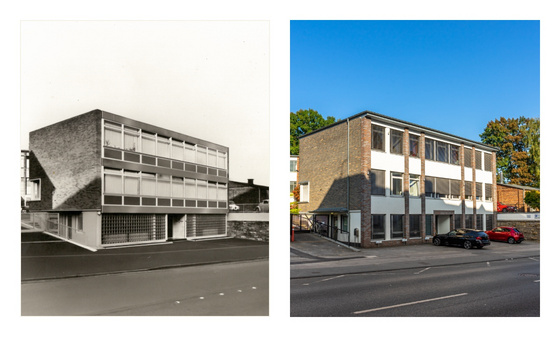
[432,228,491,249]
[497,202,517,213]
[485,226,524,244]
[255,199,269,212]
[228,201,240,211]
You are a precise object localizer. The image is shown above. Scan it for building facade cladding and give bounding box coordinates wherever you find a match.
[299,111,498,248]
[28,109,229,250]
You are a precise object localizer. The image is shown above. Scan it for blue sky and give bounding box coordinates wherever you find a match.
[290,20,540,142]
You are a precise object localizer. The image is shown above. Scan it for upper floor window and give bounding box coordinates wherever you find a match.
[141,132,156,155]
[172,140,184,161]
[409,174,420,196]
[123,127,139,152]
[475,151,482,170]
[290,160,297,172]
[390,130,403,154]
[450,145,460,165]
[29,179,41,200]
[370,169,385,196]
[464,147,472,168]
[300,182,310,202]
[371,125,385,151]
[436,141,448,163]
[104,121,122,149]
[425,138,434,160]
[391,172,403,196]
[484,152,492,171]
[409,134,419,157]
[157,136,170,158]
[218,151,227,169]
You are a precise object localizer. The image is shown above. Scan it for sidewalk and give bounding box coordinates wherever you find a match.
[291,232,540,278]
[22,232,269,281]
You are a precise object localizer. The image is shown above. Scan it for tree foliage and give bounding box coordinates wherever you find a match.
[290,109,336,155]
[524,190,540,210]
[480,116,540,187]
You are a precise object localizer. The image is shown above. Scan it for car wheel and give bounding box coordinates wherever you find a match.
[433,237,441,246]
[463,241,472,249]
[507,237,515,244]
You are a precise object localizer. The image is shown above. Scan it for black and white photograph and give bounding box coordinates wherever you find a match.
[19,20,270,316]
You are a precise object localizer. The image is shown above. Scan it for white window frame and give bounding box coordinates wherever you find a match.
[29,178,41,201]
[300,182,310,202]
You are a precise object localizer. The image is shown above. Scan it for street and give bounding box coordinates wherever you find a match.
[22,259,268,316]
[291,257,539,317]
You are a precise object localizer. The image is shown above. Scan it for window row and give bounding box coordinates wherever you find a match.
[370,170,493,201]
[371,213,494,240]
[103,168,227,201]
[104,120,227,169]
[371,124,492,170]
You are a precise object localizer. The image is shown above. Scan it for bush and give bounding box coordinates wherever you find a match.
[524,190,540,210]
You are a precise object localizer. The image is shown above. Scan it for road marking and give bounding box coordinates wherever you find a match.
[321,275,345,282]
[353,293,468,315]
[414,267,431,275]
[534,280,540,283]
[529,257,540,262]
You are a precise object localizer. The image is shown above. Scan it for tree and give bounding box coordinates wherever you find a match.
[480,116,540,187]
[290,109,336,155]
[524,190,540,210]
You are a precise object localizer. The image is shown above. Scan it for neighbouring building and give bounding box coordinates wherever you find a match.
[290,155,298,200]
[497,183,539,212]
[298,110,499,248]
[27,109,229,250]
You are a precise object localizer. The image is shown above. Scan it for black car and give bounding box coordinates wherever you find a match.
[432,229,491,249]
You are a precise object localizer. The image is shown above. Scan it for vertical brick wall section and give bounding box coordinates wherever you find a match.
[403,129,410,239]
[28,110,103,211]
[471,146,477,228]
[358,117,372,245]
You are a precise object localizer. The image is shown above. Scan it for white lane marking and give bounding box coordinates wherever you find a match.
[414,267,431,275]
[529,257,540,262]
[353,293,469,315]
[534,280,540,283]
[321,275,345,282]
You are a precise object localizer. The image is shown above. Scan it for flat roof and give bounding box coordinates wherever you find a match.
[300,110,499,152]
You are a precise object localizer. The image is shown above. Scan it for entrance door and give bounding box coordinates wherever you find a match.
[168,214,186,240]
[436,215,451,234]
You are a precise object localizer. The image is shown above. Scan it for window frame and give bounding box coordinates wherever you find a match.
[371,124,385,151]
[409,134,419,157]
[390,129,403,155]
[300,182,310,203]
[391,172,403,196]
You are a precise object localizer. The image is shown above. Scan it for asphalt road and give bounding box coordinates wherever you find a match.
[22,259,269,316]
[291,257,539,317]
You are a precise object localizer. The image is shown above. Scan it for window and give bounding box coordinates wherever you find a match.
[208,148,218,167]
[476,214,483,230]
[475,182,483,200]
[450,145,460,165]
[371,125,385,151]
[104,168,122,194]
[290,181,297,194]
[390,129,403,154]
[141,173,156,196]
[197,146,207,165]
[370,169,385,195]
[141,132,156,155]
[300,182,310,202]
[409,175,420,197]
[172,177,184,198]
[290,159,298,172]
[409,134,419,157]
[465,181,473,200]
[486,214,494,231]
[450,179,461,199]
[454,214,462,229]
[425,139,434,160]
[391,172,403,196]
[29,179,41,200]
[124,127,139,152]
[218,151,227,169]
[425,176,435,198]
[104,121,122,149]
[156,174,171,197]
[465,214,474,229]
[371,214,385,240]
[425,214,433,236]
[475,151,482,170]
[197,180,208,200]
[172,140,184,161]
[484,183,493,201]
[341,215,349,232]
[410,215,421,237]
[218,183,227,201]
[484,152,492,171]
[185,178,196,199]
[208,181,218,200]
[123,171,140,195]
[157,136,170,158]
[436,177,450,198]
[464,147,472,168]
[185,143,196,163]
[390,214,403,239]
[436,141,448,163]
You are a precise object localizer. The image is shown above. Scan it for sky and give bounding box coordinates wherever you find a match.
[20,21,270,185]
[290,20,540,143]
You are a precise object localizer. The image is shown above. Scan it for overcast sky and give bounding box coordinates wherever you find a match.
[20,21,270,185]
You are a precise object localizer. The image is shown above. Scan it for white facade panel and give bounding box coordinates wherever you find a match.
[371,195,404,214]
[371,150,404,173]
[425,160,462,180]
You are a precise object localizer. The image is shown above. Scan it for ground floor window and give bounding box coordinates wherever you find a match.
[476,214,483,230]
[486,214,494,230]
[371,214,385,240]
[425,214,433,236]
[409,214,421,237]
[454,214,462,229]
[102,214,166,245]
[340,215,348,232]
[390,214,403,239]
[465,214,474,229]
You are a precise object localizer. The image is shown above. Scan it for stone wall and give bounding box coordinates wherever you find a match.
[228,221,269,242]
[497,220,540,241]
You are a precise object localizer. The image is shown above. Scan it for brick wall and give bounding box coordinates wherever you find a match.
[28,110,103,211]
[497,185,532,212]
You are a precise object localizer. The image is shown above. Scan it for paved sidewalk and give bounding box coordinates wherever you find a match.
[22,232,269,281]
[291,232,540,278]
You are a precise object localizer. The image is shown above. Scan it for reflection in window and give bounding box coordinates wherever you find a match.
[371,125,385,151]
[390,130,403,154]
[437,141,448,163]
[391,172,403,196]
[409,134,419,157]
[425,139,434,160]
[409,174,419,197]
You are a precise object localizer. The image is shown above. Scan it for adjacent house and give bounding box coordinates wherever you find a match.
[290,155,298,200]
[27,109,229,250]
[298,111,499,248]
[497,183,540,212]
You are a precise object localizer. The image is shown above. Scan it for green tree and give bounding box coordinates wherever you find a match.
[480,116,540,187]
[524,190,540,210]
[290,109,336,155]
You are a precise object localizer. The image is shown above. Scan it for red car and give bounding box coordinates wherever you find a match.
[497,202,517,213]
[485,226,525,244]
